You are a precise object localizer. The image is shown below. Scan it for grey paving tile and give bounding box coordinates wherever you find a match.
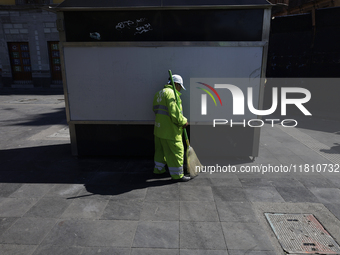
[227,250,276,255]
[116,173,152,186]
[326,176,340,189]
[180,177,212,186]
[299,124,340,149]
[258,145,278,156]
[0,244,37,255]
[275,154,307,165]
[131,248,179,255]
[97,159,132,172]
[254,155,282,165]
[277,141,313,156]
[179,186,214,201]
[197,172,213,178]
[32,245,83,255]
[50,159,103,173]
[180,250,228,255]
[215,202,257,222]
[0,217,18,236]
[207,172,239,179]
[0,198,38,217]
[180,222,226,249]
[42,219,137,247]
[309,188,340,203]
[74,185,112,200]
[275,134,298,144]
[9,184,53,198]
[296,175,337,188]
[77,247,131,255]
[245,187,285,203]
[140,201,179,221]
[276,187,320,203]
[180,201,219,221]
[322,173,340,184]
[324,203,340,221]
[133,221,179,248]
[44,184,84,198]
[110,186,147,200]
[100,199,143,220]
[297,153,333,165]
[239,178,274,187]
[23,197,72,218]
[143,177,175,188]
[209,173,239,179]
[235,173,267,179]
[85,172,123,185]
[212,187,248,202]
[264,146,295,157]
[0,217,57,245]
[267,178,304,188]
[60,199,108,219]
[209,178,242,187]
[221,222,274,251]
[145,185,179,201]
[0,183,23,198]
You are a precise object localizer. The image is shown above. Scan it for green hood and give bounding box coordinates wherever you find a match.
[164,84,182,96]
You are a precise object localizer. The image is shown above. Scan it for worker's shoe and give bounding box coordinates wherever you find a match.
[172,175,190,182]
[180,175,191,182]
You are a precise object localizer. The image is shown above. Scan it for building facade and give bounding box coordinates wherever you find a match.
[270,0,340,16]
[0,0,63,88]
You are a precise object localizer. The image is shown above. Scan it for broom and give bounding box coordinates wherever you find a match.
[168,70,203,178]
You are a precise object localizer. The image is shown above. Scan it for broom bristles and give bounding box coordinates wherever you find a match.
[187,146,203,178]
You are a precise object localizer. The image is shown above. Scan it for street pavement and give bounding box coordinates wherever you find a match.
[0,88,340,255]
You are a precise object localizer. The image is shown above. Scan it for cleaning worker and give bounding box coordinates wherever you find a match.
[152,74,190,182]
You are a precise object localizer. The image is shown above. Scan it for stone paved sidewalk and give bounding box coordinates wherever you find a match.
[0,89,340,255]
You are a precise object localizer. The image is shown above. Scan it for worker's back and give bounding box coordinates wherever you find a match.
[153,85,187,141]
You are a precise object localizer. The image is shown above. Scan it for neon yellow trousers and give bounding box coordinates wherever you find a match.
[153,136,184,179]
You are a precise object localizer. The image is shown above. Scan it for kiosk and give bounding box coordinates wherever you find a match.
[55,0,272,158]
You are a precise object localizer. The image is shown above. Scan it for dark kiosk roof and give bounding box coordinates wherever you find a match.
[57,0,271,8]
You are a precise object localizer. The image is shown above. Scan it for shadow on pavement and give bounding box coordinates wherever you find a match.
[0,144,180,198]
[320,143,340,154]
[2,107,66,127]
[0,143,255,198]
[0,88,64,96]
[70,178,176,200]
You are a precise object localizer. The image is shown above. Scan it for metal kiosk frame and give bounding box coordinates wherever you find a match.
[54,0,272,158]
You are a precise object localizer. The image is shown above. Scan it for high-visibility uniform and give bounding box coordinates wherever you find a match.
[153,85,188,179]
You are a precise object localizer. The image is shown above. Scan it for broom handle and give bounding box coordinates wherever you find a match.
[168,70,190,147]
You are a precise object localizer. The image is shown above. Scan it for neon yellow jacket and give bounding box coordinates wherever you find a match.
[153,85,188,141]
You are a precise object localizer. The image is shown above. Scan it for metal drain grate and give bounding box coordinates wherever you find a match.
[265,213,340,254]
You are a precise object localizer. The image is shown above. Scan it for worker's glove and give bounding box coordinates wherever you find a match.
[182,122,189,129]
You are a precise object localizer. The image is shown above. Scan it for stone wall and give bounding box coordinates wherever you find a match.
[0,6,59,87]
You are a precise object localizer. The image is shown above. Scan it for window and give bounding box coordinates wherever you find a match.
[8,42,32,82]
[48,41,62,83]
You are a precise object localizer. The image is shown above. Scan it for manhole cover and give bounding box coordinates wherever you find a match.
[265,213,340,254]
